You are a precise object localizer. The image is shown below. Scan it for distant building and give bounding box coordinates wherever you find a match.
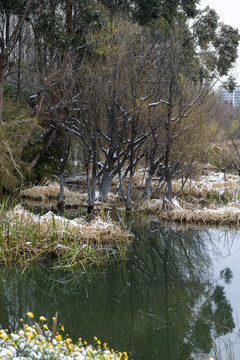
[218,85,240,108]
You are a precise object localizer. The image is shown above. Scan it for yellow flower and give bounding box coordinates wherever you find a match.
[39,316,46,321]
[43,324,48,330]
[55,334,62,341]
[61,325,65,332]
[26,312,34,318]
[19,318,24,322]
[52,316,56,321]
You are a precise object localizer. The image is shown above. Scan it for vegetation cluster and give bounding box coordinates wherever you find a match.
[1,2,240,359]
[0,203,131,267]
[0,0,240,213]
[0,312,128,359]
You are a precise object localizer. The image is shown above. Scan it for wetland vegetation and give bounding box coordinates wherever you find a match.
[1,0,240,359]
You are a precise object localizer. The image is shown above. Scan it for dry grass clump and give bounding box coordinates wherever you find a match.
[21,183,87,206]
[21,184,117,207]
[0,205,131,267]
[140,199,163,213]
[158,207,240,226]
[142,200,240,226]
[171,172,240,201]
[8,206,130,244]
[199,162,218,173]
[140,192,240,227]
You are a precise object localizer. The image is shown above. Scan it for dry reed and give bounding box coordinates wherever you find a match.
[21,183,116,207]
[21,172,240,227]
[0,205,131,267]
[158,208,240,226]
[21,183,87,206]
[141,198,240,226]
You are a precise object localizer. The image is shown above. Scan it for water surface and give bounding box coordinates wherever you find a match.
[0,221,238,359]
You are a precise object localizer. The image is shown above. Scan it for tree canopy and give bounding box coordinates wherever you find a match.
[0,0,239,209]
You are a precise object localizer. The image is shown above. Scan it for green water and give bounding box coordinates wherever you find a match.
[0,221,236,359]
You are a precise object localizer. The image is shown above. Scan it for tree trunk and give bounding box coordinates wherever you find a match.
[163,180,173,209]
[118,170,134,211]
[124,174,133,211]
[87,175,97,212]
[98,172,113,203]
[57,173,65,211]
[0,53,8,123]
[142,173,154,200]
[17,29,22,97]
[65,0,72,35]
[167,180,173,203]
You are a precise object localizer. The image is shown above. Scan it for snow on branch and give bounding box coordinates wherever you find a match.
[148,100,169,107]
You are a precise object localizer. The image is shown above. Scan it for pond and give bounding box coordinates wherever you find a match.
[0,219,239,360]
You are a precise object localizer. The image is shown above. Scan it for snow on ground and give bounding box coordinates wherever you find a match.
[170,172,240,224]
[175,172,240,196]
[171,172,240,207]
[20,170,240,225]
[9,206,119,231]
[142,172,240,225]
[5,205,132,245]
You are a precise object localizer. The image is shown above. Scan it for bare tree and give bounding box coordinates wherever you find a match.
[65,19,152,210]
[137,23,215,206]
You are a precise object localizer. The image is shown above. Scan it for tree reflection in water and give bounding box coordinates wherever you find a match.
[0,219,235,360]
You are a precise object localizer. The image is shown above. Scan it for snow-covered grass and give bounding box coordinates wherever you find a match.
[141,171,240,226]
[20,171,240,227]
[0,205,131,267]
[158,204,240,226]
[0,312,128,360]
[172,172,240,201]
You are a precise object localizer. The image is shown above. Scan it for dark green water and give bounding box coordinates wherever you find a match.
[0,220,236,359]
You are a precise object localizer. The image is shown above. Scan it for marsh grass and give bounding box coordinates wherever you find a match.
[138,172,240,226]
[21,183,87,207]
[0,204,132,268]
[20,171,240,227]
[140,200,240,227]
[21,183,116,209]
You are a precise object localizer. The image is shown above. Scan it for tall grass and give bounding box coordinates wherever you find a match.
[0,203,132,268]
[211,334,240,360]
